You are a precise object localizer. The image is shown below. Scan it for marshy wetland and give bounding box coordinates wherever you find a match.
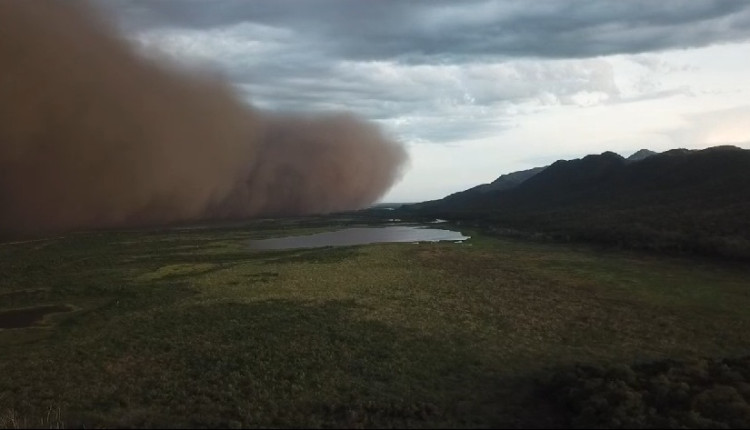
[1,216,750,428]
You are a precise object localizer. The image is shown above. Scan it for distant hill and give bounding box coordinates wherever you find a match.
[369,202,405,210]
[411,149,657,211]
[401,145,750,260]
[475,166,547,193]
[626,148,657,163]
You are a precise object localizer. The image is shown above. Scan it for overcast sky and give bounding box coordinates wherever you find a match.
[100,0,750,203]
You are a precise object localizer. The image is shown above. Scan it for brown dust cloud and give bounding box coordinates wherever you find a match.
[0,2,408,238]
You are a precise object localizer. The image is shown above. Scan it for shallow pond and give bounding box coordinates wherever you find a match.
[248,226,469,250]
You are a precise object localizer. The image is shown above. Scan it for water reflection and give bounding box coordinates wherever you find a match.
[249,226,469,250]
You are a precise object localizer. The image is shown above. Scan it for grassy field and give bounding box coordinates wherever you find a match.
[1,217,749,428]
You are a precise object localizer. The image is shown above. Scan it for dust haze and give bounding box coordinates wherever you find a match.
[0,1,407,237]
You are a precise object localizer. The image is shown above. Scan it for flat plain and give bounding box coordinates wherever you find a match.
[1,216,749,428]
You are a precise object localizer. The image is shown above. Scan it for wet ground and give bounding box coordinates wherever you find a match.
[0,305,73,329]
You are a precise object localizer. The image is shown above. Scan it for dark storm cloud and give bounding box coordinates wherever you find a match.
[108,0,750,60]
[97,0,750,145]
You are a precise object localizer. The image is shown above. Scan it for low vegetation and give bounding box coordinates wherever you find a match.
[1,216,749,427]
[538,356,750,428]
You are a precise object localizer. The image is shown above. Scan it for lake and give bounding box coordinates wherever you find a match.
[248,226,469,250]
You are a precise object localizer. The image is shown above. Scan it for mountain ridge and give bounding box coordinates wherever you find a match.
[400,145,750,260]
[446,147,659,203]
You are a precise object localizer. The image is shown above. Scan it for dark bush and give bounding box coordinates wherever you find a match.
[538,355,750,428]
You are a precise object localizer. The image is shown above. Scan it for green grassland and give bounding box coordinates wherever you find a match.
[1,218,749,428]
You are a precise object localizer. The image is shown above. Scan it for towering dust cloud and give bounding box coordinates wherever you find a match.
[0,2,407,237]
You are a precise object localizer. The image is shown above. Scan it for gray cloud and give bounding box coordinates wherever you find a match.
[97,1,750,145]
[107,0,750,61]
